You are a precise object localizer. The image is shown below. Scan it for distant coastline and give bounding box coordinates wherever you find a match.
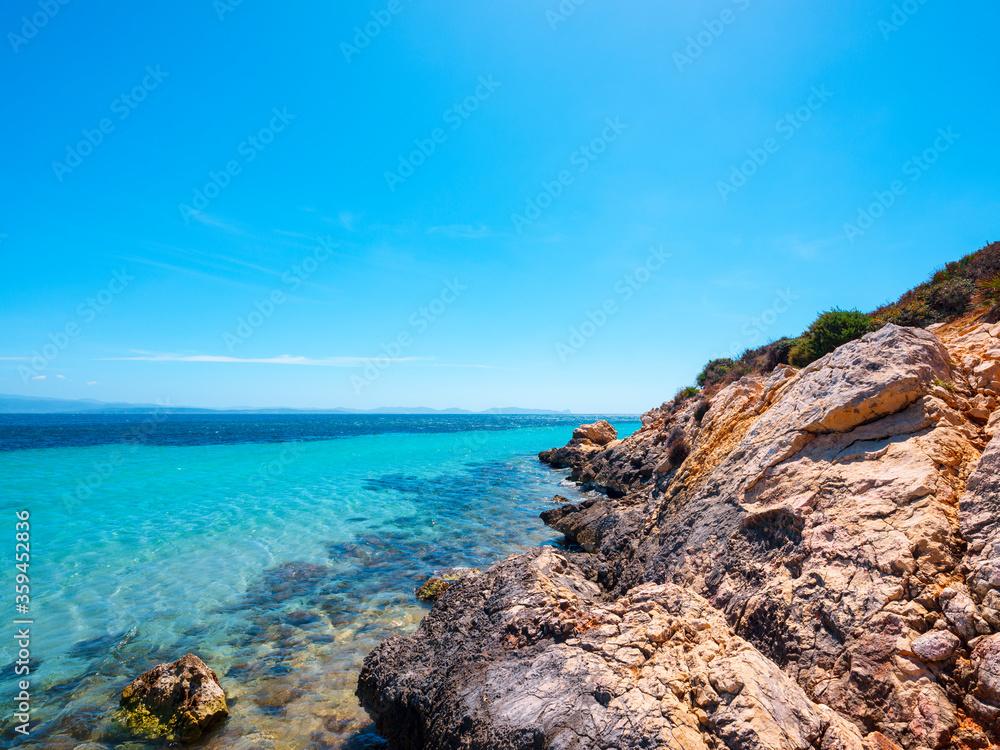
[0,393,586,416]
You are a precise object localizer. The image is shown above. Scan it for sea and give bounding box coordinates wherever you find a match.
[0,413,639,749]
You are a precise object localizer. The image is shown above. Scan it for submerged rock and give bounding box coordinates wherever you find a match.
[416,568,481,602]
[118,653,228,742]
[415,578,450,602]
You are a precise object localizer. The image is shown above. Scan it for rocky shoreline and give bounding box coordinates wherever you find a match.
[358,321,1000,750]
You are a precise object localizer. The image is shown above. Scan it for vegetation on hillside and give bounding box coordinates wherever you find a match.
[680,241,1000,399]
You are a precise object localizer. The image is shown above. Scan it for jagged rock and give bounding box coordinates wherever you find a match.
[961,433,1000,631]
[967,634,1000,725]
[572,420,617,446]
[358,548,864,750]
[361,323,1000,749]
[910,630,960,662]
[539,422,620,472]
[118,653,227,742]
[941,586,990,641]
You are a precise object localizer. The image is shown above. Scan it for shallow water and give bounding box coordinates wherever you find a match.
[0,414,638,748]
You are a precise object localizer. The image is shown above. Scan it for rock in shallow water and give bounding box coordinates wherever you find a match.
[118,653,228,742]
[416,568,482,602]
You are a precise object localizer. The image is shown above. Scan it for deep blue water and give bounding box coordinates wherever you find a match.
[0,413,638,749]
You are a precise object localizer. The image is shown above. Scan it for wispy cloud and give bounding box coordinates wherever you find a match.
[56,374,66,379]
[780,234,845,260]
[321,211,358,231]
[428,224,496,240]
[188,213,250,235]
[32,375,45,380]
[428,363,505,369]
[99,352,432,367]
[87,381,99,385]
[117,254,262,290]
[96,351,505,369]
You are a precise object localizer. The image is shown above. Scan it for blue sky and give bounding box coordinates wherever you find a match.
[1,0,997,413]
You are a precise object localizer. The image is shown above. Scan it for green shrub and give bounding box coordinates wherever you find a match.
[979,274,1000,305]
[788,310,873,368]
[927,279,975,316]
[786,337,815,368]
[871,298,934,328]
[764,338,796,370]
[808,309,873,357]
[696,359,735,388]
[675,386,699,402]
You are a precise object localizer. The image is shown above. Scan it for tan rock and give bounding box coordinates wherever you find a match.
[571,420,617,446]
[119,654,228,742]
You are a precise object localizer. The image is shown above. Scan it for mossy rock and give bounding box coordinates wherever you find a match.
[118,654,228,743]
[416,578,452,602]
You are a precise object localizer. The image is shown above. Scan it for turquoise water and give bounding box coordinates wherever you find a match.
[0,415,638,749]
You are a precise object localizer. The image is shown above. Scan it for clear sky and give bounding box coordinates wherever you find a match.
[1,0,997,413]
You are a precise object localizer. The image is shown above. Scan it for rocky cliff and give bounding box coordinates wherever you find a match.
[358,319,1000,750]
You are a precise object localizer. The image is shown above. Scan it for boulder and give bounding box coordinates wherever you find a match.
[119,653,228,742]
[910,630,960,662]
[571,420,617,446]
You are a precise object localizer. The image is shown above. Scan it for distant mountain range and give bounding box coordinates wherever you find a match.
[0,394,575,416]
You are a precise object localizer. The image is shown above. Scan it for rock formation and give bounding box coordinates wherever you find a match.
[359,321,1000,750]
[539,419,619,470]
[118,653,228,742]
